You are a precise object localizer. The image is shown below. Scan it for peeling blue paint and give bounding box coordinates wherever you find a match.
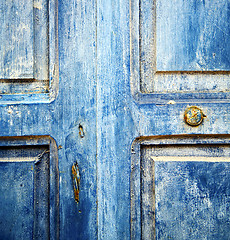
[155,161,230,239]
[0,0,229,239]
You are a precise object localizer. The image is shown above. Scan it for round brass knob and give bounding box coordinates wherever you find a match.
[184,106,205,126]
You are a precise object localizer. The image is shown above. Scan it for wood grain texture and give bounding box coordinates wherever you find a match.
[0,0,229,239]
[56,0,98,239]
[97,0,134,239]
[134,0,230,96]
[0,0,34,79]
[0,0,58,103]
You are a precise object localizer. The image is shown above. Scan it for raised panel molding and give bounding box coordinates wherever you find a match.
[130,0,230,103]
[0,136,59,239]
[131,135,230,239]
[0,0,59,104]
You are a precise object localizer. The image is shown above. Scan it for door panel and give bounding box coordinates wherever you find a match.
[0,162,34,240]
[0,137,59,240]
[0,0,34,79]
[0,0,97,238]
[154,160,230,240]
[0,0,58,103]
[131,136,230,239]
[1,0,96,239]
[97,0,230,238]
[156,0,229,71]
[131,0,230,99]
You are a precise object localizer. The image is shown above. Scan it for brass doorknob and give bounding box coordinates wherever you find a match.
[184,106,205,126]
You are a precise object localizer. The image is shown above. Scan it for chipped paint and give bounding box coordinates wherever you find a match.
[33,1,43,10]
[7,107,13,114]
[167,100,176,104]
[0,0,229,239]
[35,149,50,164]
[152,156,230,162]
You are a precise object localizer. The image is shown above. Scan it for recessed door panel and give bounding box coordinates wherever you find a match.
[0,145,49,240]
[131,136,230,239]
[0,137,59,240]
[143,144,230,239]
[0,0,34,79]
[154,160,230,240]
[131,0,230,98]
[0,162,34,240]
[156,0,230,71]
[0,0,58,103]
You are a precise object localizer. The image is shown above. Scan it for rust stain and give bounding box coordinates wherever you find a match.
[72,162,80,203]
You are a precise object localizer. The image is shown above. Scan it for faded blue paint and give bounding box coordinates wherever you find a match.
[0,0,58,103]
[0,0,34,78]
[0,162,34,240]
[155,161,230,239]
[0,0,229,239]
[137,0,230,95]
[132,137,230,239]
[57,0,98,239]
[157,0,230,71]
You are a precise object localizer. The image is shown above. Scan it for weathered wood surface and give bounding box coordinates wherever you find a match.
[156,0,230,71]
[0,0,34,79]
[140,141,230,239]
[0,0,50,80]
[57,0,97,239]
[0,141,58,240]
[0,0,56,101]
[0,0,229,239]
[137,0,230,95]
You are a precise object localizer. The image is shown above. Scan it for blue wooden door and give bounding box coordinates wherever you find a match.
[129,0,230,239]
[0,0,229,240]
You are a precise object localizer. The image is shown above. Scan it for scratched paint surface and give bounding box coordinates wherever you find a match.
[155,161,230,239]
[138,0,230,94]
[0,0,229,239]
[0,0,34,79]
[156,0,230,71]
[0,0,53,101]
[0,162,34,240]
